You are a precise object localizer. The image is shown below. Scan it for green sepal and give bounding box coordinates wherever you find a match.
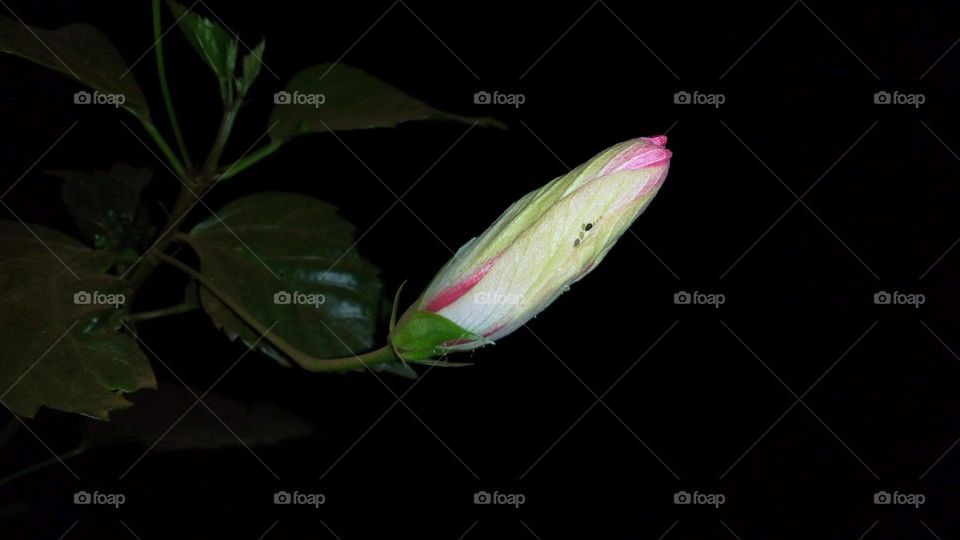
[410,358,473,368]
[388,281,406,334]
[389,311,483,362]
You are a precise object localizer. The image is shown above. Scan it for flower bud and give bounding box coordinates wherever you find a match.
[390,136,671,360]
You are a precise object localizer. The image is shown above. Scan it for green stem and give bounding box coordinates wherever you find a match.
[125,186,196,290]
[200,102,240,179]
[152,0,193,171]
[217,139,283,181]
[139,118,189,180]
[127,74,244,290]
[0,446,84,486]
[128,300,198,322]
[155,253,400,372]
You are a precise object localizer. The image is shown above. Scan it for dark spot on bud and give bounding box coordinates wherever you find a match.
[574,238,581,247]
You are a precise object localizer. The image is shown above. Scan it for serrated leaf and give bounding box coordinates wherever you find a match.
[184,192,384,363]
[269,63,504,142]
[0,222,155,419]
[0,16,149,118]
[167,1,238,98]
[47,163,156,251]
[82,386,314,451]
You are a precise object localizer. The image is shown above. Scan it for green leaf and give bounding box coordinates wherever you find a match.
[0,16,149,118]
[390,311,482,361]
[82,386,314,451]
[237,39,266,96]
[46,163,156,251]
[0,222,155,419]
[184,192,384,363]
[167,1,238,99]
[268,63,505,142]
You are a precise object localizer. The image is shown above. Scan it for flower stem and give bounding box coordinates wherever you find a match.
[152,0,193,171]
[155,253,401,372]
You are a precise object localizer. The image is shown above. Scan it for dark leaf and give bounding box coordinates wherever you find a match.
[0,16,149,118]
[0,222,155,419]
[47,163,156,251]
[185,192,383,363]
[268,63,504,142]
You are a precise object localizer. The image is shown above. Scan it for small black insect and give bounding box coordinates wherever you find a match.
[584,222,593,231]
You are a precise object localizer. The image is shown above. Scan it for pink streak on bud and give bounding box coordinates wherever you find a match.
[599,135,672,176]
[444,337,478,346]
[423,256,499,313]
[482,321,507,338]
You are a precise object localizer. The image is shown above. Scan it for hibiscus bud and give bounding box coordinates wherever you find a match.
[390,136,672,361]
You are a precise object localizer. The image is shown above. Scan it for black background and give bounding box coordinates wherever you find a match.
[1,0,959,538]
